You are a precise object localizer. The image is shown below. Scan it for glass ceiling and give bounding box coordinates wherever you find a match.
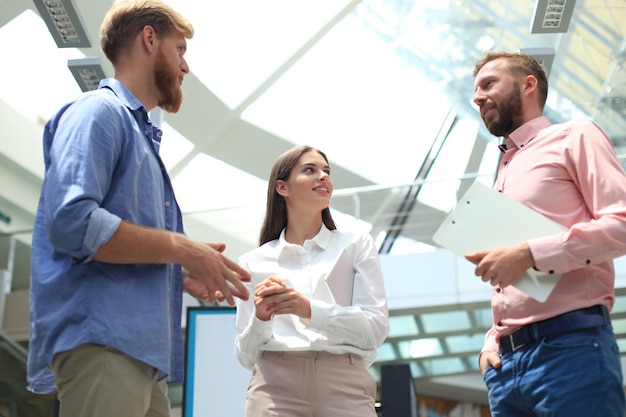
[0,0,481,208]
[2,0,626,404]
[0,9,84,124]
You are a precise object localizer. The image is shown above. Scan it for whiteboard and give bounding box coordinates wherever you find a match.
[183,307,251,417]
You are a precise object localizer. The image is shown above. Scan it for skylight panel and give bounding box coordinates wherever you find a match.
[375,342,397,362]
[445,334,484,354]
[400,338,443,359]
[387,315,419,338]
[158,122,195,171]
[422,357,467,375]
[171,152,267,214]
[168,0,351,110]
[0,9,84,124]
[242,13,452,186]
[421,311,472,333]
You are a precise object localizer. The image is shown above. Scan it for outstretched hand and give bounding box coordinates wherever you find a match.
[181,241,251,306]
[182,270,210,301]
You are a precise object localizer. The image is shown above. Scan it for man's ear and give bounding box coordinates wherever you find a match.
[276,180,288,197]
[141,25,157,52]
[523,74,538,96]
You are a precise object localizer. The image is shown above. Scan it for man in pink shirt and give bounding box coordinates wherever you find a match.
[469,50,626,416]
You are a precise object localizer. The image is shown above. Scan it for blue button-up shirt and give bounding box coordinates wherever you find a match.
[27,78,184,394]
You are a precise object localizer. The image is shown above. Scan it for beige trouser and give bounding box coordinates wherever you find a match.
[51,344,171,417]
[246,350,377,417]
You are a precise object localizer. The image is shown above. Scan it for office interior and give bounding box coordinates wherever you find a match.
[1,0,626,416]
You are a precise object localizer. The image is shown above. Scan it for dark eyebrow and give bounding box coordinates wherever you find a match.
[300,162,330,171]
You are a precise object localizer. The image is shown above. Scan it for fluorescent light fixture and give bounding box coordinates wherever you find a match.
[530,0,577,34]
[32,0,91,48]
[520,47,556,77]
[68,57,106,92]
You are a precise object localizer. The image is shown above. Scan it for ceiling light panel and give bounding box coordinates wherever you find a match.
[520,47,556,77]
[67,57,106,92]
[530,0,577,34]
[32,0,91,48]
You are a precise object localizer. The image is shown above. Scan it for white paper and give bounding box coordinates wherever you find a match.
[432,181,568,302]
[325,249,355,306]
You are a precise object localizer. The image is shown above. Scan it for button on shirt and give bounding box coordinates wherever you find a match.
[235,225,389,369]
[27,78,184,394]
[483,116,626,353]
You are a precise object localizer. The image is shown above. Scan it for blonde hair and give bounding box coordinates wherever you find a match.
[100,0,194,64]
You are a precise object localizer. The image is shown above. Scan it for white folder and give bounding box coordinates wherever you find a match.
[325,249,355,306]
[432,181,568,302]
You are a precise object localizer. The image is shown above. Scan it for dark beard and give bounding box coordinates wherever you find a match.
[154,48,183,113]
[484,86,523,137]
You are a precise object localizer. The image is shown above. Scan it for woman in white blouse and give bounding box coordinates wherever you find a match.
[235,145,389,417]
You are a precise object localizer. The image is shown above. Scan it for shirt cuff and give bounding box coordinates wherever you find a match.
[307,299,331,330]
[250,314,274,339]
[527,234,567,275]
[84,208,121,251]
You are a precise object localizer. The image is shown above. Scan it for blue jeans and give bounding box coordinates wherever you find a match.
[484,324,625,417]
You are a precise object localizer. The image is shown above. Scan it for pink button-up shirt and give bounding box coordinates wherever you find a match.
[483,116,626,353]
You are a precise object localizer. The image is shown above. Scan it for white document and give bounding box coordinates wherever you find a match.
[432,181,568,302]
[325,249,355,306]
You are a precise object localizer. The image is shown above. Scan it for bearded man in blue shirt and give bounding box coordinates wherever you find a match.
[26,1,250,416]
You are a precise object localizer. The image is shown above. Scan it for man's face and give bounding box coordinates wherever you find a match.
[483,83,522,138]
[154,32,187,113]
[473,59,524,137]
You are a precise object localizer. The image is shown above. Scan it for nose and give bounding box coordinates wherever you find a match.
[181,57,190,74]
[319,170,329,181]
[473,88,485,107]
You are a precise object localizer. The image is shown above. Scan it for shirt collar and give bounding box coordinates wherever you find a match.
[505,116,551,151]
[277,223,332,253]
[98,78,145,112]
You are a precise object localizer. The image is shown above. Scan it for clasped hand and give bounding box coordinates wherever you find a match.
[254,276,311,321]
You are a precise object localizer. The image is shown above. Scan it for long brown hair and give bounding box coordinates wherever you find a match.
[258,145,336,246]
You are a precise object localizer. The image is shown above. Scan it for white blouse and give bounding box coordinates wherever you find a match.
[235,224,389,370]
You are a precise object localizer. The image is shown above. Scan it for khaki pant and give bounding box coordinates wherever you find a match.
[51,344,171,417]
[246,350,377,417]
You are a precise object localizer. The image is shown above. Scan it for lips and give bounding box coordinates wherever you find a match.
[482,105,496,120]
[313,186,329,193]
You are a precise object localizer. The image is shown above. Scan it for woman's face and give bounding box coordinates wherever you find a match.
[277,150,333,212]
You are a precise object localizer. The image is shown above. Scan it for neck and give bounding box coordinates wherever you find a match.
[284,214,324,246]
[113,52,158,111]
